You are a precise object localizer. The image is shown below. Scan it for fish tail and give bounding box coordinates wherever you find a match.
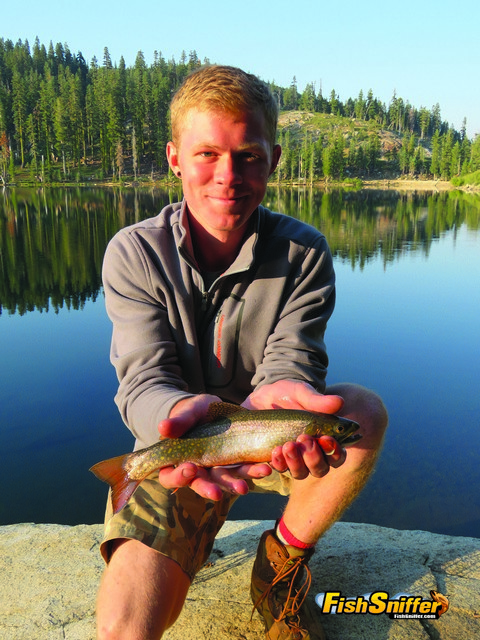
[90,454,141,514]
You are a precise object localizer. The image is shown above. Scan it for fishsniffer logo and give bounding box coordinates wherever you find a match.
[315,590,449,620]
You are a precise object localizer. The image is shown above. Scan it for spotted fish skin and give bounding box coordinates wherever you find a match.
[90,405,361,513]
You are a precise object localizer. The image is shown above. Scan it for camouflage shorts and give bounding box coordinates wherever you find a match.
[101,469,293,581]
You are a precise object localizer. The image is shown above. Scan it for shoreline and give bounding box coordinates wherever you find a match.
[357,178,453,191]
[274,178,479,192]
[4,177,479,193]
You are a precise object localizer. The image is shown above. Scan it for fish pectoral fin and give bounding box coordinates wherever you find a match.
[205,401,243,421]
[90,454,142,514]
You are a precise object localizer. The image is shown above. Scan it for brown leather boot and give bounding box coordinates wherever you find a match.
[251,528,325,640]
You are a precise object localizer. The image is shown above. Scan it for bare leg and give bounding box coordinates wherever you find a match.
[96,538,191,640]
[282,383,388,544]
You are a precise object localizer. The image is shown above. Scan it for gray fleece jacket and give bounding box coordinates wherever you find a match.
[102,201,336,450]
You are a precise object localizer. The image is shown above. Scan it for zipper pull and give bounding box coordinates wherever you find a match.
[201,290,210,310]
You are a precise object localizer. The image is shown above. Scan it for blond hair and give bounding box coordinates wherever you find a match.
[170,65,278,148]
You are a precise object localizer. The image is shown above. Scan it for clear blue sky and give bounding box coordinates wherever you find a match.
[3,0,479,137]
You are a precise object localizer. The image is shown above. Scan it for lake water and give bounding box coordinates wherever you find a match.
[1,186,479,538]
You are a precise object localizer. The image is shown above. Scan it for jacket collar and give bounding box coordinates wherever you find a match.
[177,199,261,275]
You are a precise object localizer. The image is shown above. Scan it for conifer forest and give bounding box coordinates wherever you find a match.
[1,37,479,186]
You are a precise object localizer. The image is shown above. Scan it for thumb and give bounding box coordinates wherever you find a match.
[158,415,191,439]
[158,394,222,438]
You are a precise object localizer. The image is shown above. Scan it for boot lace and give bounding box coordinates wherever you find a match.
[253,555,312,625]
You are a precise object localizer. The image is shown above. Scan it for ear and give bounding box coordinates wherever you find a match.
[166,141,181,177]
[269,144,282,176]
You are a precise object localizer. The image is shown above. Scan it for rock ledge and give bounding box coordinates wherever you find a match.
[1,520,479,639]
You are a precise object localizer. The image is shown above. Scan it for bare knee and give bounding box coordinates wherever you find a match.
[96,539,190,640]
[326,382,388,448]
[96,608,128,640]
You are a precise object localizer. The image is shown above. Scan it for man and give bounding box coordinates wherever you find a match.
[96,65,387,640]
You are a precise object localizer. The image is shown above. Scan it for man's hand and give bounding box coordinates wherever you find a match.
[157,394,272,500]
[158,462,272,501]
[157,381,348,499]
[158,393,221,439]
[242,379,344,413]
[242,380,347,479]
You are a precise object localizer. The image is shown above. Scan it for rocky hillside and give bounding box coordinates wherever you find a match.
[279,110,405,154]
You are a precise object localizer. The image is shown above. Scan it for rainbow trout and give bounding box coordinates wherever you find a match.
[90,402,361,513]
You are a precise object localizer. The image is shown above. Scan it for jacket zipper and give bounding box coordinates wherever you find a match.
[201,289,210,311]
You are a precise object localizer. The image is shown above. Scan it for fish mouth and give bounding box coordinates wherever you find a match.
[340,433,363,446]
[333,416,362,445]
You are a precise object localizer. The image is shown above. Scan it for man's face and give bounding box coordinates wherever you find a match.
[167,108,281,243]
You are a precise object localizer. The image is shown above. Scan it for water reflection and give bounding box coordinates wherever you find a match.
[1,186,479,537]
[2,186,479,314]
[265,187,480,267]
[0,187,182,315]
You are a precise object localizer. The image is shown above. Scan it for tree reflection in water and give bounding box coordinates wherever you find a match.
[1,187,479,536]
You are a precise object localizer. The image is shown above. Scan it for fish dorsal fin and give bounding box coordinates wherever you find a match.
[206,401,244,421]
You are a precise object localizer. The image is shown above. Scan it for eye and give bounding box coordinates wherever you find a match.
[244,152,261,161]
[336,424,345,433]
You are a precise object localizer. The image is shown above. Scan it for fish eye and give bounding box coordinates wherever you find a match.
[336,424,345,432]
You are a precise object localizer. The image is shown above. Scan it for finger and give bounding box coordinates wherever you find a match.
[158,394,222,438]
[317,435,347,468]
[209,467,250,495]
[296,435,330,478]
[233,463,273,480]
[243,383,307,410]
[187,469,225,501]
[299,390,344,415]
[158,463,198,489]
[282,441,310,480]
[159,465,249,501]
[274,381,337,411]
[158,416,191,439]
[270,446,289,473]
[242,380,345,414]
[207,463,272,494]
[207,463,272,480]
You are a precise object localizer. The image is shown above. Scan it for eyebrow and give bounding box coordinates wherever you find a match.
[193,141,268,153]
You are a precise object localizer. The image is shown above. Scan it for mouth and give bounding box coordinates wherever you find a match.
[208,192,248,204]
[341,433,363,446]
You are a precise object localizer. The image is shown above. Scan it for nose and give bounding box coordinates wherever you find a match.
[215,154,242,185]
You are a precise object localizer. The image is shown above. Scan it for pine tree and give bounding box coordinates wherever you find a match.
[398,135,409,175]
[419,108,430,140]
[0,130,10,184]
[329,89,341,116]
[440,130,454,179]
[12,69,28,166]
[365,89,377,120]
[430,104,442,134]
[450,141,461,177]
[366,134,381,175]
[25,112,38,177]
[283,77,299,110]
[322,134,344,179]
[355,90,365,120]
[460,137,471,174]
[470,135,480,172]
[103,47,113,69]
[300,82,316,112]
[32,37,47,74]
[430,130,441,178]
[115,140,124,180]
